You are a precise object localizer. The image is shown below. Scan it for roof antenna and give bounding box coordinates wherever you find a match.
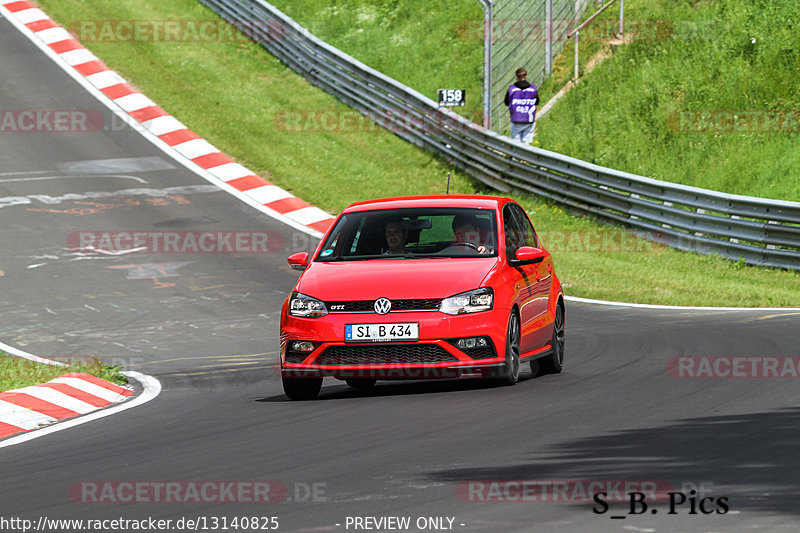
[446,172,451,194]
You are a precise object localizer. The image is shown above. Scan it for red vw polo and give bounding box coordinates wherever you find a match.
[279,195,564,400]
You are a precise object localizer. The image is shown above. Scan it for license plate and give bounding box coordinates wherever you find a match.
[345,323,419,342]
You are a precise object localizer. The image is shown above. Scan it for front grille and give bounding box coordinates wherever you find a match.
[315,344,457,365]
[391,299,442,311]
[325,299,442,313]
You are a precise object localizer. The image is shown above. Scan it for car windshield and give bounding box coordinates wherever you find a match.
[315,207,498,261]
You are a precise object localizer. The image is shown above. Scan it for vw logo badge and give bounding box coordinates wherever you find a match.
[374,297,392,315]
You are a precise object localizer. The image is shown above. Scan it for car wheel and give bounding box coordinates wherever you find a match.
[498,312,521,385]
[282,375,322,400]
[541,304,565,374]
[345,378,377,389]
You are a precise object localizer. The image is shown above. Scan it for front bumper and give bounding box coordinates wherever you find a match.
[280,309,507,380]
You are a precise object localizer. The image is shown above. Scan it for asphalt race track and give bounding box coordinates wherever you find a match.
[2,12,800,533]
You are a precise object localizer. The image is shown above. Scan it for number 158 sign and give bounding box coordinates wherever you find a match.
[438,89,465,107]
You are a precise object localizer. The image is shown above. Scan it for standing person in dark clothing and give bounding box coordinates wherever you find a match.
[504,67,539,144]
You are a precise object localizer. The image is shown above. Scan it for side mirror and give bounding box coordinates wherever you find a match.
[513,246,546,264]
[287,252,309,271]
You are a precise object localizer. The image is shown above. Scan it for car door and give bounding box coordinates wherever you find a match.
[504,204,552,353]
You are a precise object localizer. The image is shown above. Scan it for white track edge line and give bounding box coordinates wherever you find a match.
[564,295,800,312]
[0,340,65,366]
[0,371,161,448]
[0,4,324,239]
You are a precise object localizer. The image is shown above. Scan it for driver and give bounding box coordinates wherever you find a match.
[448,214,492,255]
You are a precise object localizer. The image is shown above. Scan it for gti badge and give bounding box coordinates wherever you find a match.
[374,297,392,315]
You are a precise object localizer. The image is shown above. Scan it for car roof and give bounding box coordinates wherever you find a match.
[342,195,512,213]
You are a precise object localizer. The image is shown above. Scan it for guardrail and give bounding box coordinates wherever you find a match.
[198,0,800,270]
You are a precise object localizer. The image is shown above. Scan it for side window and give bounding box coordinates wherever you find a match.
[510,204,538,248]
[503,205,523,256]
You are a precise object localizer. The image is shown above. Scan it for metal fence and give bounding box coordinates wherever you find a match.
[198,0,800,270]
[491,0,593,133]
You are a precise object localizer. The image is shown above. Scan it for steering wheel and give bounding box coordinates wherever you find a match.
[451,242,479,251]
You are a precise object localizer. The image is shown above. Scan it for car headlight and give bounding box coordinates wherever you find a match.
[439,288,493,315]
[288,292,328,318]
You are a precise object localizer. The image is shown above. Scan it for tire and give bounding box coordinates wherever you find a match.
[345,378,377,389]
[282,375,322,400]
[541,304,565,374]
[497,312,521,385]
[529,359,541,378]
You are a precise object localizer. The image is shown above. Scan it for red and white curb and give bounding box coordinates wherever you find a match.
[0,373,133,440]
[0,0,334,237]
[0,341,161,448]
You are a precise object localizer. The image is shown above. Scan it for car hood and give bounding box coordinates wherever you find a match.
[295,258,497,301]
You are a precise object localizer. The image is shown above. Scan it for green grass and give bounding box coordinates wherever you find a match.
[0,353,127,392]
[271,0,800,201]
[536,0,800,200]
[267,0,485,124]
[536,13,618,106]
[30,0,800,306]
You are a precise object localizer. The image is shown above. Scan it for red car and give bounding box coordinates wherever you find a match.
[279,195,564,400]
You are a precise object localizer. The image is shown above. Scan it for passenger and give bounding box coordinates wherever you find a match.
[383,217,408,255]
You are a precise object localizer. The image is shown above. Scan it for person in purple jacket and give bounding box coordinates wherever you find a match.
[504,67,539,144]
